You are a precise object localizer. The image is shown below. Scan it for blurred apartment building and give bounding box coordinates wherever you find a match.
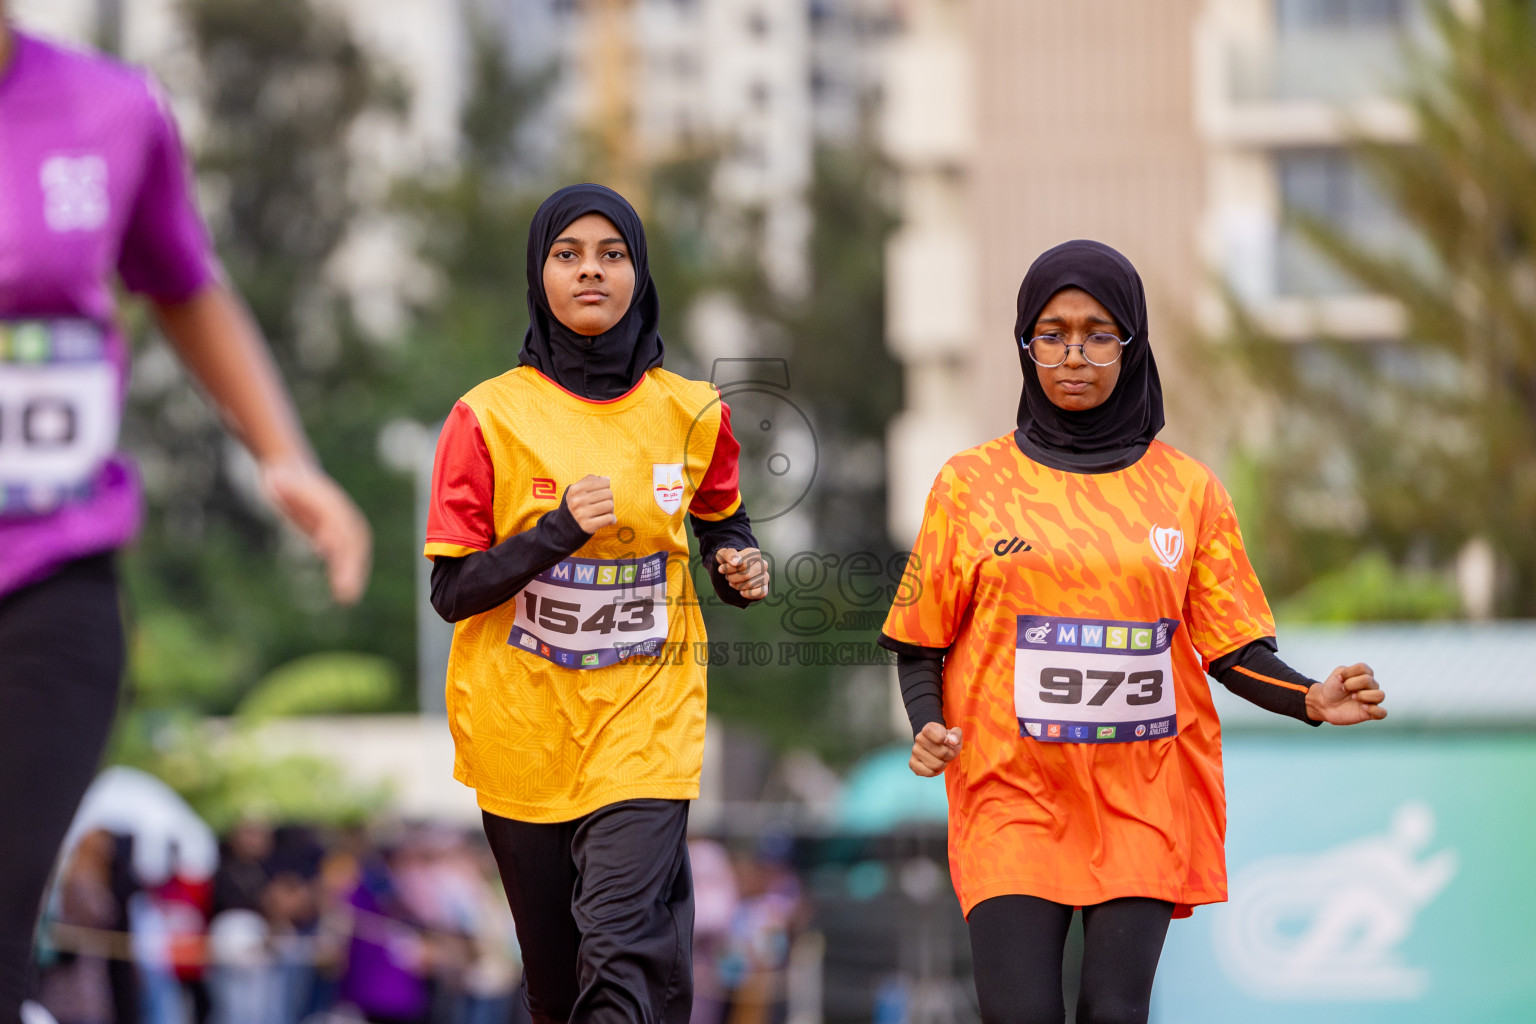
[15,0,893,311]
[545,0,895,295]
[880,0,1421,543]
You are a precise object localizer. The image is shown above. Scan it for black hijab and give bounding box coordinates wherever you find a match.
[517,184,664,400]
[1013,239,1164,473]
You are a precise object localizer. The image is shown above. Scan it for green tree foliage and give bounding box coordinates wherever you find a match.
[236,652,399,720]
[385,37,554,425]
[1228,0,1536,615]
[112,714,390,832]
[691,143,903,762]
[121,0,416,714]
[1273,551,1460,623]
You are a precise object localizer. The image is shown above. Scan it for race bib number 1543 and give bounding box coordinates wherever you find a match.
[507,551,671,670]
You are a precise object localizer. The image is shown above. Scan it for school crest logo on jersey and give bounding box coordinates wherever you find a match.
[653,463,684,515]
[40,155,110,232]
[1149,525,1184,570]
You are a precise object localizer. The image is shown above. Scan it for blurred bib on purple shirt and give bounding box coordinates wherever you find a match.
[0,319,120,517]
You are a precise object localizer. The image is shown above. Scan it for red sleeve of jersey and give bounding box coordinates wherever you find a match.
[424,401,496,558]
[689,400,744,521]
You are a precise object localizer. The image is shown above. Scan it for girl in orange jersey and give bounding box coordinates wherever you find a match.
[424,184,768,1024]
[878,240,1386,1024]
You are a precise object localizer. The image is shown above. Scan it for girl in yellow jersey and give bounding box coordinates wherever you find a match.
[880,240,1387,1024]
[424,184,768,1024]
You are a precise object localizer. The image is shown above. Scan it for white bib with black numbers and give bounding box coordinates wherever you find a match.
[1013,615,1181,743]
[507,551,671,669]
[0,320,118,516]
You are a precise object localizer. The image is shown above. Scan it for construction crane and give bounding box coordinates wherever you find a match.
[580,0,644,209]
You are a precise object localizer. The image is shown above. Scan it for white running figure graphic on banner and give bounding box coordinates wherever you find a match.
[1214,801,1458,1001]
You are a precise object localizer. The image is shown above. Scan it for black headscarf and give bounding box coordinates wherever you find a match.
[1013,239,1165,473]
[517,183,664,400]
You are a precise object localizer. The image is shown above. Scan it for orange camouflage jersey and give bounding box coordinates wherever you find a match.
[881,435,1275,917]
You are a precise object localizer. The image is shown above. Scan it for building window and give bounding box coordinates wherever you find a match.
[748,10,770,37]
[1275,148,1408,296]
[1276,0,1408,31]
[750,80,771,108]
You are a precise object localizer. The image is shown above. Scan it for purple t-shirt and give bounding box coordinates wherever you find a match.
[0,30,217,598]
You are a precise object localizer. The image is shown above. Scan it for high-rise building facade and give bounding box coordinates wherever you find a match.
[880,0,1417,543]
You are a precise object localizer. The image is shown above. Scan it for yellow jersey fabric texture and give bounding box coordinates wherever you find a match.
[428,366,732,823]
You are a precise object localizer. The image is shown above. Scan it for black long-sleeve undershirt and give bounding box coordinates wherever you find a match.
[882,634,1322,737]
[430,497,762,623]
[430,495,592,623]
[1207,636,1321,725]
[690,506,760,609]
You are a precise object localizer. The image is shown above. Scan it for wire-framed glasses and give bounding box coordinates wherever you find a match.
[1020,331,1131,368]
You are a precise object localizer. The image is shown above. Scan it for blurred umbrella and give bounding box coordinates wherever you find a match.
[62,766,219,885]
[832,744,949,833]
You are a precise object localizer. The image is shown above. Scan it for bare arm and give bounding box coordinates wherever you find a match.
[152,283,371,604]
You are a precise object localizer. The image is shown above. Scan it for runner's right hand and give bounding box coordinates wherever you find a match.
[566,475,617,533]
[909,722,963,777]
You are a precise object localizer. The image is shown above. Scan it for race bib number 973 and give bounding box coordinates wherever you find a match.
[1014,615,1181,743]
[508,551,670,670]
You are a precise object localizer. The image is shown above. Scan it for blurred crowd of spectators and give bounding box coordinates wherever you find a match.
[33,823,805,1024]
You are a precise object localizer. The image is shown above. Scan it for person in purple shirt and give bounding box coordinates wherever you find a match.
[0,9,373,1021]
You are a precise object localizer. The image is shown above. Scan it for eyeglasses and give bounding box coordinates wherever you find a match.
[1020,332,1131,368]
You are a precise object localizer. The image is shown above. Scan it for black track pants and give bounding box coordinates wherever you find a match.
[0,555,125,1024]
[968,894,1173,1024]
[482,799,693,1024]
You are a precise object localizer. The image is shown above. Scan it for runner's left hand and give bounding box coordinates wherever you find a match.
[261,459,373,605]
[1305,662,1387,725]
[716,547,769,601]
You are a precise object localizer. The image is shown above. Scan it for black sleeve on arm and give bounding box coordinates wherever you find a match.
[879,634,948,736]
[688,507,760,609]
[429,493,592,623]
[1209,636,1321,726]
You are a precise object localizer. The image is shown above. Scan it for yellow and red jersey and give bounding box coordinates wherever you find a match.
[882,436,1274,916]
[424,365,742,823]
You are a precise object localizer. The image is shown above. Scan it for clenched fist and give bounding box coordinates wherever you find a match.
[566,475,617,533]
[715,547,770,601]
[1305,662,1387,725]
[909,722,962,777]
